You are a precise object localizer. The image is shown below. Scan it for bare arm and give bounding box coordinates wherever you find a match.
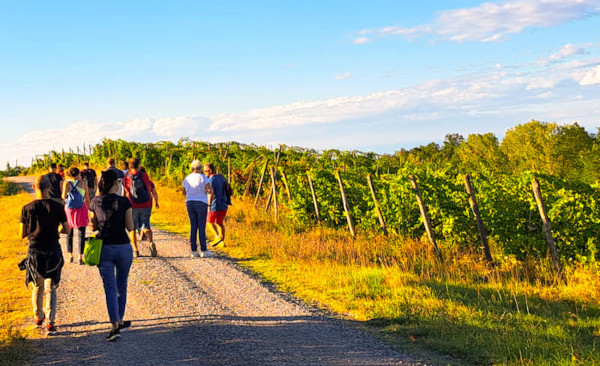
[90,211,98,232]
[19,223,26,240]
[125,207,134,232]
[205,183,214,210]
[60,221,71,235]
[151,187,159,209]
[61,180,68,200]
[82,181,90,206]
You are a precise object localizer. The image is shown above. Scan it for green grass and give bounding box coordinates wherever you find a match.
[0,178,19,196]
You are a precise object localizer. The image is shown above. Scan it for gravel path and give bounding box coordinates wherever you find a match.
[9,176,427,366]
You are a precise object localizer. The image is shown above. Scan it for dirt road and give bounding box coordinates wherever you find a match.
[9,176,425,365]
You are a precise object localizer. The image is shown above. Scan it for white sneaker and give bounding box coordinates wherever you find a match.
[200,250,214,258]
[190,251,200,258]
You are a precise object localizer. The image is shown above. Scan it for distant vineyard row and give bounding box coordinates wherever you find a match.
[29,136,600,264]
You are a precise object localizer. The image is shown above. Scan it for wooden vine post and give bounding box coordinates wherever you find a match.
[227,157,231,184]
[253,160,269,208]
[307,173,321,226]
[243,167,254,197]
[532,176,563,278]
[265,146,283,209]
[280,169,292,201]
[464,174,493,263]
[366,174,388,236]
[269,167,278,221]
[409,175,442,258]
[336,170,355,238]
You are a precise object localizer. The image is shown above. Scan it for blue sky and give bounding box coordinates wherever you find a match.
[1,0,599,166]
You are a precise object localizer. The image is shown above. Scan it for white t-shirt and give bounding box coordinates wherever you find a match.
[183,173,210,203]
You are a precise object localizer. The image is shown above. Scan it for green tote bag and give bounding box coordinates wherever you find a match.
[83,236,103,266]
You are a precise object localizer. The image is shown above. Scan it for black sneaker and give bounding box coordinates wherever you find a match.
[46,323,57,336]
[118,321,131,331]
[35,317,44,327]
[150,242,158,257]
[105,328,121,342]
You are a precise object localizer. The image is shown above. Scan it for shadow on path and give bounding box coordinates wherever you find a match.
[27,315,411,366]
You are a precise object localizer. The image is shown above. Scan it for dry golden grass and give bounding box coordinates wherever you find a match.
[0,192,39,364]
[150,182,600,365]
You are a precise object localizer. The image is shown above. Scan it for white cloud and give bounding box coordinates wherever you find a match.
[353,37,371,45]
[1,116,212,166]
[550,43,586,61]
[335,72,353,80]
[578,65,600,85]
[3,49,600,167]
[354,0,600,44]
[152,116,210,136]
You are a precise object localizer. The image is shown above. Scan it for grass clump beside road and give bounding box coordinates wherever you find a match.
[0,192,37,365]
[152,182,600,365]
[0,178,20,196]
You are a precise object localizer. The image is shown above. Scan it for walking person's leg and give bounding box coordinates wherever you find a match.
[198,202,209,255]
[114,245,133,324]
[208,210,226,247]
[32,276,45,324]
[140,208,156,257]
[186,201,198,254]
[66,230,74,262]
[207,220,221,243]
[97,245,121,341]
[130,209,140,257]
[44,278,58,334]
[77,226,86,263]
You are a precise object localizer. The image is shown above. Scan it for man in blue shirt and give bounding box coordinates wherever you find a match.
[204,163,231,247]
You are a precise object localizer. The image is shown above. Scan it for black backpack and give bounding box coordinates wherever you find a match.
[128,172,150,204]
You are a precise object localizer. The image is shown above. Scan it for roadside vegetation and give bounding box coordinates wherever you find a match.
[0,192,37,365]
[151,184,600,365]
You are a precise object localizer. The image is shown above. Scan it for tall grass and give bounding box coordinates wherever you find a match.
[0,192,38,365]
[0,178,19,196]
[152,182,600,365]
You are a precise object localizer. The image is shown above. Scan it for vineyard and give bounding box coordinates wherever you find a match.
[15,121,600,364]
[27,121,600,268]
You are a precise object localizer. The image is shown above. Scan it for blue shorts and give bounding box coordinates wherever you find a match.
[132,207,152,231]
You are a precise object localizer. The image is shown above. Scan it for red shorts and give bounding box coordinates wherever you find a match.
[207,209,227,225]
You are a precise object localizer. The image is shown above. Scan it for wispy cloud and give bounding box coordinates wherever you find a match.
[354,0,600,44]
[335,72,353,80]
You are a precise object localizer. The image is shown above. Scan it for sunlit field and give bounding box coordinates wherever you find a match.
[152,182,600,365]
[0,189,39,365]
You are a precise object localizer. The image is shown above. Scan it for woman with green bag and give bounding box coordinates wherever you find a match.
[89,169,135,342]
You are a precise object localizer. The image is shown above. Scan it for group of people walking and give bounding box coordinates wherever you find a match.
[20,157,230,341]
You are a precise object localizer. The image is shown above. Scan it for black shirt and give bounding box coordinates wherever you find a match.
[20,199,67,250]
[45,172,63,199]
[82,169,97,189]
[89,194,132,245]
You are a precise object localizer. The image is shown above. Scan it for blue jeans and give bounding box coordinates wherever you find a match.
[98,244,133,323]
[186,200,208,252]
